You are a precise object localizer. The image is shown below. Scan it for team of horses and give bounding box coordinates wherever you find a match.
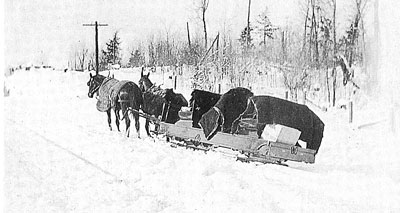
[87,69,325,155]
[87,69,188,138]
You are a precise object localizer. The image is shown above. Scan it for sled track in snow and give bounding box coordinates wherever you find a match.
[6,118,124,182]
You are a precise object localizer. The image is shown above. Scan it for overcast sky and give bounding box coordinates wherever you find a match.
[5,0,375,68]
[5,0,306,67]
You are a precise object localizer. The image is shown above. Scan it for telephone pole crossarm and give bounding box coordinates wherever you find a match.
[83,24,108,27]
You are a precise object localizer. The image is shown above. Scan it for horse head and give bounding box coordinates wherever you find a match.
[199,87,253,139]
[138,67,153,92]
[87,73,106,98]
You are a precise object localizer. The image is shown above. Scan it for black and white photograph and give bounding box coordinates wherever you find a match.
[3,0,400,212]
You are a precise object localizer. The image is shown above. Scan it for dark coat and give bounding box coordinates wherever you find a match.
[142,87,188,124]
[199,87,253,140]
[189,89,221,128]
[231,96,325,154]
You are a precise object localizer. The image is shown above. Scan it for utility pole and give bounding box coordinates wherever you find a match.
[186,22,191,48]
[83,21,108,74]
[246,0,251,50]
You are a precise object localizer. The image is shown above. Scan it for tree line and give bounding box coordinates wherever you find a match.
[73,0,370,107]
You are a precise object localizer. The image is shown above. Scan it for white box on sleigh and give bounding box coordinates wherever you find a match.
[261,124,301,145]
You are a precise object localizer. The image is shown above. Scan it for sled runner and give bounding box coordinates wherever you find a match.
[128,107,316,165]
[158,122,316,165]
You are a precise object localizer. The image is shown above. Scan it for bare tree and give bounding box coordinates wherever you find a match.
[301,0,310,58]
[354,0,369,65]
[87,53,95,71]
[256,7,278,50]
[301,0,321,68]
[195,0,210,49]
[337,0,369,73]
[311,0,319,68]
[78,48,89,71]
[330,0,338,106]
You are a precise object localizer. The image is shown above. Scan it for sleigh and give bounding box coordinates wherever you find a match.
[130,108,316,165]
[158,118,316,165]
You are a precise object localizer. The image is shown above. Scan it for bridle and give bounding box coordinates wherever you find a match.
[87,75,105,98]
[138,77,154,92]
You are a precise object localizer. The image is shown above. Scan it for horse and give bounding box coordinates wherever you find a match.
[138,69,188,136]
[231,96,325,154]
[189,89,221,128]
[87,73,143,137]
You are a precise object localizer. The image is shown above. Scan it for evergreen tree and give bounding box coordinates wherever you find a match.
[102,31,122,66]
[239,26,254,50]
[256,7,278,46]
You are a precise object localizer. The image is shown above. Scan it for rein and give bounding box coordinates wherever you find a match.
[91,83,102,97]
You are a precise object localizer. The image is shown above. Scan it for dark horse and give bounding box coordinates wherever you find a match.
[231,96,325,154]
[87,73,143,137]
[138,69,188,136]
[189,89,221,128]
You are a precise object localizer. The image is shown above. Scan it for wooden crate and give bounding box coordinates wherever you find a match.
[261,124,301,145]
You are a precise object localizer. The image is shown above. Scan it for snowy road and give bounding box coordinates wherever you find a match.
[4,69,400,212]
[5,118,123,212]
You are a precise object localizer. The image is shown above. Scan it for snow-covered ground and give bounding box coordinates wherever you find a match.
[4,68,400,212]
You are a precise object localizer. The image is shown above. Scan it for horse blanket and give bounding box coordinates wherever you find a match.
[96,78,132,112]
[231,96,325,154]
[189,89,221,128]
[199,87,253,140]
[141,85,188,124]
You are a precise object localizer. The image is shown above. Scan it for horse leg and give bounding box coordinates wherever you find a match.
[107,109,112,131]
[125,112,131,138]
[133,110,140,138]
[145,120,152,137]
[115,108,121,132]
[120,98,132,137]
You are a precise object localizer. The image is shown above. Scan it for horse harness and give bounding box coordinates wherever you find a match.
[160,100,183,122]
[144,85,183,122]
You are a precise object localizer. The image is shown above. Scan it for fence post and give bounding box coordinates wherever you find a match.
[285,91,289,100]
[174,75,177,90]
[303,91,307,105]
[218,83,221,94]
[349,101,353,123]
